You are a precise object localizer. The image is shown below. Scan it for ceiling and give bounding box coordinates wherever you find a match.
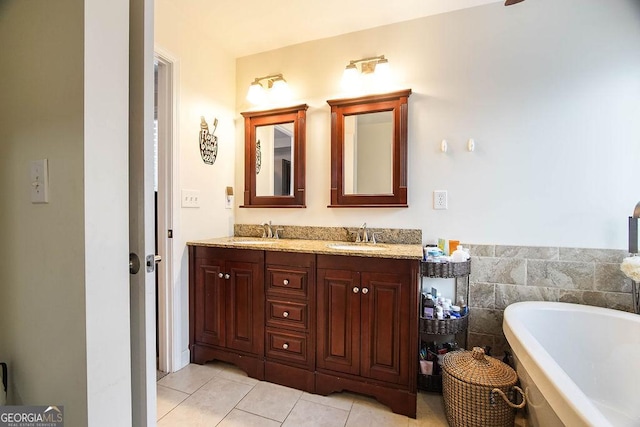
[179,0,503,57]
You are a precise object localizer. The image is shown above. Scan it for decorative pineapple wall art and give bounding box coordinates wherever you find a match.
[199,116,219,165]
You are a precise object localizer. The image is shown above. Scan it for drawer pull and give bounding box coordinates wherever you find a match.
[283,311,289,318]
[283,279,289,285]
[362,288,369,294]
[353,286,360,294]
[218,273,224,278]
[282,343,289,350]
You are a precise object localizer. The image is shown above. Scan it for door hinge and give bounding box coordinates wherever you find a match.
[168,229,173,238]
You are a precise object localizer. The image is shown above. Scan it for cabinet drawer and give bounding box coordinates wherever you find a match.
[267,268,308,298]
[265,329,310,366]
[266,299,308,330]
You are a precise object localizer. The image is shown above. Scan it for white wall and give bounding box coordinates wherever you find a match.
[155,0,237,365]
[235,0,640,250]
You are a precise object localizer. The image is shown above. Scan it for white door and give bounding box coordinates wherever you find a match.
[129,0,156,425]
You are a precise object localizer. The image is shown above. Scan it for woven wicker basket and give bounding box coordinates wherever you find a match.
[420,314,468,334]
[422,260,471,278]
[442,347,525,427]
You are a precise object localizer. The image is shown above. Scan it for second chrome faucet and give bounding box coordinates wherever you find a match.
[262,221,284,239]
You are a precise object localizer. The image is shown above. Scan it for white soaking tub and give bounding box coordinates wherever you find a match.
[503,301,640,427]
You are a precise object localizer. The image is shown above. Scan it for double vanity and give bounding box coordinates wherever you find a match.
[189,89,420,416]
[188,236,422,418]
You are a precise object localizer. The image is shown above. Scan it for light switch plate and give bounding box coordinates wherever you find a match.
[31,159,49,204]
[181,189,200,208]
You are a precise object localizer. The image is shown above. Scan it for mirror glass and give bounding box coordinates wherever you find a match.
[255,123,294,197]
[343,111,393,195]
[328,90,411,207]
[241,104,307,208]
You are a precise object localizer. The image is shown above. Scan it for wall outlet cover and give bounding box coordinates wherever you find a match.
[433,190,448,210]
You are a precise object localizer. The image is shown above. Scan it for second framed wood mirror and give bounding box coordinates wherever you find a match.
[241,104,308,208]
[328,89,411,207]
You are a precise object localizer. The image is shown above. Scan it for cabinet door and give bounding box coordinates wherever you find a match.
[360,271,411,386]
[316,268,361,376]
[194,257,225,347]
[226,260,264,355]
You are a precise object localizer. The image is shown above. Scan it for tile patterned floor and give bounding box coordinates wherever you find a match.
[157,362,450,426]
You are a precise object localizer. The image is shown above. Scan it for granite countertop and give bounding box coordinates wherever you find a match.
[187,236,423,260]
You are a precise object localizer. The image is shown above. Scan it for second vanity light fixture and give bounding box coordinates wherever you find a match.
[341,55,391,91]
[246,73,292,105]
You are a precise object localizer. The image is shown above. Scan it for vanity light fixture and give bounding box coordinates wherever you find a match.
[246,73,292,105]
[341,55,391,90]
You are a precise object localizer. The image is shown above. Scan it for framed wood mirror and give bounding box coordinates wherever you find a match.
[327,89,411,207]
[241,104,308,208]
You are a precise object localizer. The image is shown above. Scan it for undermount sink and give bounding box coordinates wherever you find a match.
[327,244,386,251]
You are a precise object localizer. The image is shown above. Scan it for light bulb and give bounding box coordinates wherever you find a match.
[246,82,266,105]
[341,63,360,91]
[373,58,391,87]
[270,78,292,102]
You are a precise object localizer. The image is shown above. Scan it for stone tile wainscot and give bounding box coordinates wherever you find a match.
[464,244,633,356]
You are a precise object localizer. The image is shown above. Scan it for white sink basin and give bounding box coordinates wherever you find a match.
[327,244,386,251]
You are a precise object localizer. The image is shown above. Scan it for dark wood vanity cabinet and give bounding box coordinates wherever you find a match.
[189,246,265,378]
[189,245,418,418]
[316,255,419,418]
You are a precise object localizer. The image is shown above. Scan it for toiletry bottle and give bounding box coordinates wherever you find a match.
[436,306,444,320]
[451,246,468,262]
[423,294,435,319]
[442,299,451,317]
[457,296,468,316]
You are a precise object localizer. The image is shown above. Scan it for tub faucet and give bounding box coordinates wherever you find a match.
[262,221,273,238]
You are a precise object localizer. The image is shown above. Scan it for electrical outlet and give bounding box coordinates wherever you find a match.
[181,189,201,208]
[433,190,448,210]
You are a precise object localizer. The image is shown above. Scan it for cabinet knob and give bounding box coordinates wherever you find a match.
[283,279,289,285]
[353,287,360,294]
[224,274,230,280]
[283,311,289,318]
[218,273,224,278]
[282,343,289,350]
[362,288,369,294]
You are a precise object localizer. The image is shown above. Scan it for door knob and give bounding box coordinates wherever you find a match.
[224,273,230,279]
[218,273,224,278]
[129,253,140,275]
[362,288,369,294]
[353,287,360,294]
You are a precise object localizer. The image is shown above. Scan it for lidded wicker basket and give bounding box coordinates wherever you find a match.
[442,347,525,427]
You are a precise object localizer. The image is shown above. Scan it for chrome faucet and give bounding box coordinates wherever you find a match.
[356,222,369,243]
[262,221,273,238]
